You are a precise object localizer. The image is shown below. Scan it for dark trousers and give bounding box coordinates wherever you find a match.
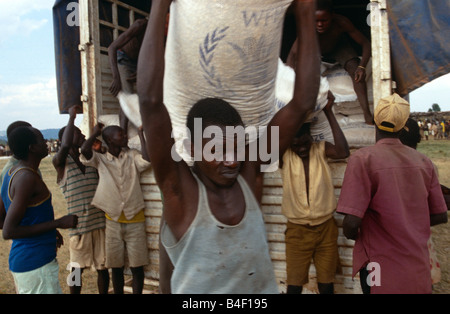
[359,267,371,294]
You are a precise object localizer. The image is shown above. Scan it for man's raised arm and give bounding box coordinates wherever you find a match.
[137,0,175,187]
[265,0,321,162]
[52,105,81,181]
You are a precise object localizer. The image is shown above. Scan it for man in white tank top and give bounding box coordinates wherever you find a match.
[137,0,321,294]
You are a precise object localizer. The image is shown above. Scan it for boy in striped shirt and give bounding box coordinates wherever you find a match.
[53,105,109,294]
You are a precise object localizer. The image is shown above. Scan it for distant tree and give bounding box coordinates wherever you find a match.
[430,103,441,112]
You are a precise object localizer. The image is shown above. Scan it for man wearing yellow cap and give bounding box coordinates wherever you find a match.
[336,93,448,294]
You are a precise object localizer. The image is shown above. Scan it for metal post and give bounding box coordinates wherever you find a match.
[79,0,101,136]
[370,0,392,110]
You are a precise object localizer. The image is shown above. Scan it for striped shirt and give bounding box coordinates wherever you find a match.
[58,156,105,237]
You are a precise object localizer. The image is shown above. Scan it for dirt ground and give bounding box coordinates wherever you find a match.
[0,139,449,294]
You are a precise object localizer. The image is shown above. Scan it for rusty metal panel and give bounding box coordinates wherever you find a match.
[53,0,82,114]
[387,0,450,96]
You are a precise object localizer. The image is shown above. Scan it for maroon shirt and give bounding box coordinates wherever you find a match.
[337,138,447,294]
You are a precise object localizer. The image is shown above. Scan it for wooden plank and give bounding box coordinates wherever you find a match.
[79,0,102,134]
[370,0,393,107]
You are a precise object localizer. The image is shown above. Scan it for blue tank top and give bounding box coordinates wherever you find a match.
[1,167,56,273]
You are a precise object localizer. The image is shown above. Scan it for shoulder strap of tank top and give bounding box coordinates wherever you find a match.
[189,170,209,215]
[7,167,42,202]
[236,175,258,207]
[9,166,39,177]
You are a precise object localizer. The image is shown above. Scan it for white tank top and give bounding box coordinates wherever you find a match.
[161,173,279,294]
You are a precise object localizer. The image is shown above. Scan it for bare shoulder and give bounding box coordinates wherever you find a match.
[9,167,42,196]
[333,13,356,32]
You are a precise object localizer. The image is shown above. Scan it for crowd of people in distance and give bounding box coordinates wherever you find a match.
[418,119,450,141]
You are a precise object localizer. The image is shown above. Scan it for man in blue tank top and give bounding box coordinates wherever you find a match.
[0,126,78,294]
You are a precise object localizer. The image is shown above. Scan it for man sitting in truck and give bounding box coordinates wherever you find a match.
[288,0,373,125]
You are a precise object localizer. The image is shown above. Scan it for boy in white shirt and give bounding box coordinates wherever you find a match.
[81,123,151,294]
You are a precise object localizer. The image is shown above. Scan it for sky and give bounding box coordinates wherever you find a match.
[0,1,449,132]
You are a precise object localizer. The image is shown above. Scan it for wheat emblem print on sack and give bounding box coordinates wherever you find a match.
[199,27,229,89]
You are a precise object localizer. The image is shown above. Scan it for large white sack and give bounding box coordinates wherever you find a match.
[322,59,373,107]
[275,58,330,122]
[322,62,357,103]
[310,111,334,144]
[276,59,375,147]
[336,114,375,147]
[311,111,375,148]
[118,91,142,128]
[117,58,332,137]
[164,0,293,136]
[313,60,375,147]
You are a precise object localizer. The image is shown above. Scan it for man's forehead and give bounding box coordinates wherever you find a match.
[200,125,250,140]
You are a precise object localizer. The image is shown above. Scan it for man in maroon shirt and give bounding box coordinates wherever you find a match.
[337,93,447,294]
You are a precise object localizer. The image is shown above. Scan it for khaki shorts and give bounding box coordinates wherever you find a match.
[69,228,106,270]
[285,217,339,286]
[105,219,148,268]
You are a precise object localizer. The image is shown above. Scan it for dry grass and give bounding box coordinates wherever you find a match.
[0,139,449,294]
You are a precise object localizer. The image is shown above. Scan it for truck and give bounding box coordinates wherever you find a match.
[53,0,450,293]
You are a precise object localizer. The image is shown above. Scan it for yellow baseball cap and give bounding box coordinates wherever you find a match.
[374,93,410,133]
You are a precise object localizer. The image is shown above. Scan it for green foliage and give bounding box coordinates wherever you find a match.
[430,103,441,112]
